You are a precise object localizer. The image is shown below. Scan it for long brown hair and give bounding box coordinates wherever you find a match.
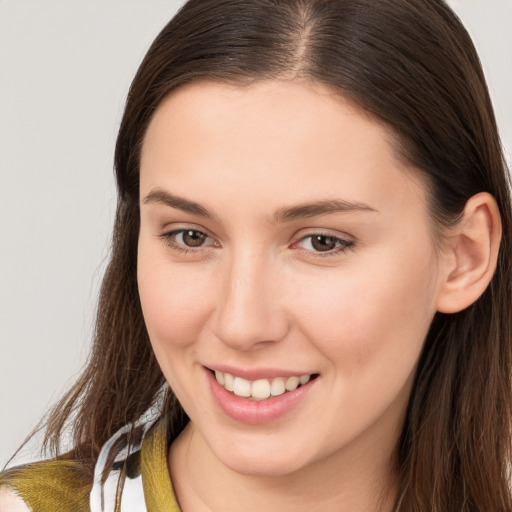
[34,0,512,509]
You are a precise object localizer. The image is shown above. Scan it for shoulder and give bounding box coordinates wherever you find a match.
[0,487,31,512]
[0,456,92,512]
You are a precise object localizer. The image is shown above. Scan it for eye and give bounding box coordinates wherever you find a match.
[296,233,353,254]
[176,229,209,247]
[160,228,217,252]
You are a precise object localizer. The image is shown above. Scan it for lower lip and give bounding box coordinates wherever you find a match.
[206,369,317,425]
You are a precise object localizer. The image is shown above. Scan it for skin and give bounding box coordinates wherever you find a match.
[136,80,488,511]
[0,488,30,512]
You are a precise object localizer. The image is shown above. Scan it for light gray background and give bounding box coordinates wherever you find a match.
[1,0,511,467]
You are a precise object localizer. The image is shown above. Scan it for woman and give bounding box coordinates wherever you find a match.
[1,0,511,510]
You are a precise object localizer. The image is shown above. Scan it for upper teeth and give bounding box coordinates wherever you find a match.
[214,371,312,400]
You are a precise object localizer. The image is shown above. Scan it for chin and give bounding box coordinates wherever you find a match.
[222,453,305,477]
[208,433,313,477]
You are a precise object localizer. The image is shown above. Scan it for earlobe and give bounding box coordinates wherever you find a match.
[436,192,502,314]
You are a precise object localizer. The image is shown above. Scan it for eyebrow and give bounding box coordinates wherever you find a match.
[272,199,378,223]
[143,189,217,219]
[142,188,377,222]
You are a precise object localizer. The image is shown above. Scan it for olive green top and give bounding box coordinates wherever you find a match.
[0,418,181,512]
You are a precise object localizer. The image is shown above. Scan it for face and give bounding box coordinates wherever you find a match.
[137,80,445,477]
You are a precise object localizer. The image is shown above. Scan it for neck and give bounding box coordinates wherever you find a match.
[168,421,400,512]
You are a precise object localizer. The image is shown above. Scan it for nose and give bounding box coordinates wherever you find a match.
[211,248,290,351]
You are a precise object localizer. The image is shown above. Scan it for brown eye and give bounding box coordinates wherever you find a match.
[181,230,207,247]
[296,233,353,255]
[160,228,216,254]
[310,235,338,252]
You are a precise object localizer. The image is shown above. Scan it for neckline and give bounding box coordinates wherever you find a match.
[140,417,182,512]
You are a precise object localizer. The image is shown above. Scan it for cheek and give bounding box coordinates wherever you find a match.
[137,242,213,354]
[289,245,438,378]
[284,248,439,443]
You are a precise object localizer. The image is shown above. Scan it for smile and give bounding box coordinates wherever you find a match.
[206,367,319,424]
[213,370,316,400]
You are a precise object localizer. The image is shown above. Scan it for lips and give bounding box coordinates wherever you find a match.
[205,367,319,424]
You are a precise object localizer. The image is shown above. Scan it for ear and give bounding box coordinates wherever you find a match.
[436,192,502,314]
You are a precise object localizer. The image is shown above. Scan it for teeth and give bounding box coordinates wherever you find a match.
[233,377,251,397]
[285,376,300,391]
[299,375,310,385]
[214,371,314,400]
[224,372,235,391]
[270,377,286,396]
[215,370,225,386]
[251,379,271,400]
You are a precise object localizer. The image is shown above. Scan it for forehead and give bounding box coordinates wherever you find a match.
[142,79,395,160]
[139,79,428,217]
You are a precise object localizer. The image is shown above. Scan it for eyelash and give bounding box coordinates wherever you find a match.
[159,229,354,257]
